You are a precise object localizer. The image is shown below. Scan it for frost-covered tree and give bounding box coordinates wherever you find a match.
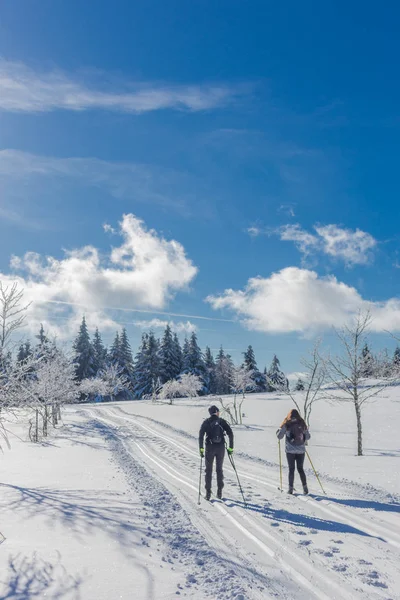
[159,325,180,383]
[158,378,182,405]
[267,355,288,391]
[220,365,255,425]
[92,328,107,375]
[393,346,400,373]
[179,373,203,398]
[0,282,30,351]
[72,317,95,381]
[81,364,129,402]
[325,311,388,456]
[26,348,79,441]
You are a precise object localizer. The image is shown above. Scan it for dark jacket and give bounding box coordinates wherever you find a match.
[199,415,234,449]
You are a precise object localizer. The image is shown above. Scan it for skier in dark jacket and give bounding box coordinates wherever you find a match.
[199,405,234,501]
[276,409,310,494]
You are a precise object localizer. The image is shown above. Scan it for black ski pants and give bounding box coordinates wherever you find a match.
[205,443,225,492]
[286,452,307,489]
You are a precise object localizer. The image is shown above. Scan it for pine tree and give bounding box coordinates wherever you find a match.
[72,316,95,381]
[360,343,374,377]
[295,378,305,391]
[242,345,266,392]
[267,355,288,391]
[159,325,181,383]
[35,324,50,358]
[92,328,107,375]
[204,346,216,394]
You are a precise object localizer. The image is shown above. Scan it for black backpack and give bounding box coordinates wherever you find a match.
[208,418,224,444]
[288,421,305,446]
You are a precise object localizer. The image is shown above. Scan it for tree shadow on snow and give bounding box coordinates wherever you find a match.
[313,495,400,514]
[0,552,83,599]
[55,421,111,451]
[222,498,385,540]
[0,482,147,551]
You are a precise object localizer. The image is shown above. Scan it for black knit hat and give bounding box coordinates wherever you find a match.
[208,405,220,415]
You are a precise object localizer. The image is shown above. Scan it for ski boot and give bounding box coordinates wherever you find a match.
[205,490,211,501]
[303,485,309,495]
[217,488,223,500]
[287,487,294,495]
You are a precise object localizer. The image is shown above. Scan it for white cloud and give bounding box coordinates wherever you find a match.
[133,319,197,334]
[1,214,197,338]
[206,266,400,334]
[0,58,248,114]
[278,223,377,266]
[279,224,319,256]
[315,224,377,265]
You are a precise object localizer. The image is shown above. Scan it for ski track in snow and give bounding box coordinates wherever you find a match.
[83,412,279,600]
[80,405,400,600]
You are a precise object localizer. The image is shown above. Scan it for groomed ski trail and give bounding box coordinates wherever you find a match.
[83,405,398,599]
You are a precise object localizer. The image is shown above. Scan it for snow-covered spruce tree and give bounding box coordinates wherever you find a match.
[393,346,400,376]
[214,347,233,395]
[92,328,107,375]
[181,332,206,391]
[172,333,183,375]
[72,317,95,382]
[295,378,305,391]
[204,346,217,395]
[109,331,121,367]
[132,333,148,398]
[181,337,190,373]
[132,332,160,398]
[360,343,374,377]
[242,345,266,392]
[118,328,134,395]
[267,355,288,391]
[325,311,389,456]
[159,325,180,384]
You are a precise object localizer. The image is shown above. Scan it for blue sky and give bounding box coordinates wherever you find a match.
[1,0,400,374]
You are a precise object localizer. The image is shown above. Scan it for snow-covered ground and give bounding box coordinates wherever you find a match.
[0,389,399,599]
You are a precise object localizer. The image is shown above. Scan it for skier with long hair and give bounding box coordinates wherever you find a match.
[276,409,310,494]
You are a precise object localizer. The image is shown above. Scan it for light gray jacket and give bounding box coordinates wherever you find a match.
[276,423,310,454]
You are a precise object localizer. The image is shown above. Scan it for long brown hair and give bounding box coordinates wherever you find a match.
[281,409,307,429]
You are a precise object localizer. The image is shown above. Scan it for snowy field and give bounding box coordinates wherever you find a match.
[0,390,399,600]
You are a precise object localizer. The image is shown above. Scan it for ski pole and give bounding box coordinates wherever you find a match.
[198,456,203,505]
[227,451,247,507]
[305,450,326,495]
[278,439,283,492]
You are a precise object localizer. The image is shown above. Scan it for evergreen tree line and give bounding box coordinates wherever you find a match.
[17,319,400,401]
[16,317,289,400]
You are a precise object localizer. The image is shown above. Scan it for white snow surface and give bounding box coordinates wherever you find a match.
[0,389,399,599]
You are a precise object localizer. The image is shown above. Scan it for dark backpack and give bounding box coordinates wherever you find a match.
[208,418,224,444]
[288,421,305,446]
